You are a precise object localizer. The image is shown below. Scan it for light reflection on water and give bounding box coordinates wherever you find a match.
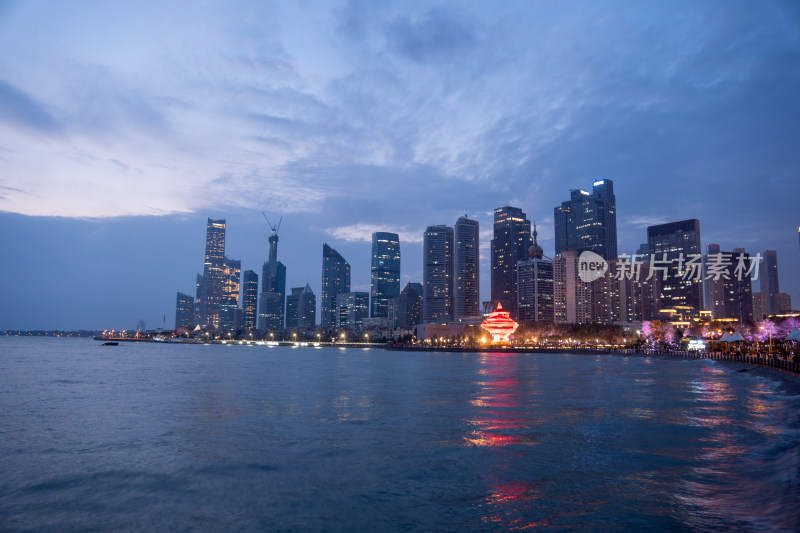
[0,338,798,532]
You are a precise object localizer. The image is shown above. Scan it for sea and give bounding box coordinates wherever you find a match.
[1,336,798,532]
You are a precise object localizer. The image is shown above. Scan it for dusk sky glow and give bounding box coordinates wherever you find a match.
[1,1,799,330]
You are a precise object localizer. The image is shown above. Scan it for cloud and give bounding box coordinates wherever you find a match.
[0,79,60,133]
[326,224,424,244]
[386,8,476,62]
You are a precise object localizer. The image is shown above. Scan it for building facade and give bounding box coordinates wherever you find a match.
[286,284,316,329]
[554,251,592,324]
[241,270,258,330]
[336,292,370,330]
[175,292,195,330]
[491,206,532,317]
[391,282,423,329]
[647,219,703,312]
[453,216,480,318]
[554,179,617,259]
[759,250,780,315]
[258,226,286,331]
[370,232,401,318]
[515,227,554,323]
[423,225,454,323]
[219,258,241,330]
[197,218,226,328]
[321,244,350,329]
[704,245,753,322]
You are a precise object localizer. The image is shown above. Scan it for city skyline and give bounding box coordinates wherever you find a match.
[1,1,799,329]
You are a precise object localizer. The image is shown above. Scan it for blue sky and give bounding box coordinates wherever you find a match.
[1,0,799,330]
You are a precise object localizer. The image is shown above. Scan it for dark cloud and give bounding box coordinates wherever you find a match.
[0,79,60,133]
[386,8,476,62]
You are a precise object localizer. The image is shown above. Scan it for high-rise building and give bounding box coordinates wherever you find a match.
[647,219,703,312]
[554,251,592,324]
[242,270,258,330]
[258,222,286,331]
[515,226,554,323]
[370,232,400,318]
[554,179,617,259]
[336,292,369,329]
[175,292,195,330]
[453,216,480,318]
[198,218,226,328]
[491,206,532,317]
[321,244,350,329]
[704,245,753,322]
[423,225,454,323]
[391,282,423,328]
[775,293,792,314]
[286,284,316,329]
[752,292,767,320]
[759,250,780,315]
[219,258,241,330]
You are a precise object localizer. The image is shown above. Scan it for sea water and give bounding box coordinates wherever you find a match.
[1,337,798,531]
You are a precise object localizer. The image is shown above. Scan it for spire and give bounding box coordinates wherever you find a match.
[528,221,543,259]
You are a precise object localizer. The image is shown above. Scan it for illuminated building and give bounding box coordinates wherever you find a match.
[759,250,780,315]
[703,245,753,322]
[480,302,519,343]
[752,292,767,320]
[219,258,241,330]
[370,232,400,318]
[647,219,703,312]
[515,225,554,323]
[775,293,792,314]
[554,251,592,324]
[321,244,350,329]
[258,221,286,331]
[454,216,480,318]
[554,179,617,260]
[242,270,258,330]
[198,218,226,328]
[286,284,316,329]
[491,206,532,317]
[423,225,453,323]
[336,292,369,329]
[175,292,194,330]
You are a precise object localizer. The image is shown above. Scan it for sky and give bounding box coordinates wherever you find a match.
[1,0,799,330]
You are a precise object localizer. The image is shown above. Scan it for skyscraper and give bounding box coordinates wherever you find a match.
[258,221,286,331]
[453,216,479,318]
[286,284,316,329]
[219,258,241,330]
[423,225,454,323]
[491,206,532,317]
[554,179,617,259]
[336,292,369,329]
[198,218,226,328]
[647,219,703,312]
[321,244,351,329]
[242,270,258,330]
[515,226,554,323]
[759,250,780,315]
[370,232,400,318]
[391,282,423,328]
[175,292,195,330]
[554,251,592,324]
[704,245,753,322]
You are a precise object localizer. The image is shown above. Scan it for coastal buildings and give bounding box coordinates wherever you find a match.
[554,251,592,324]
[647,219,703,313]
[423,225,454,323]
[760,250,780,315]
[175,292,194,330]
[219,258,241,330]
[258,222,286,331]
[336,292,369,329]
[370,232,401,318]
[391,282,423,328]
[453,216,480,318]
[515,226,554,323]
[554,179,617,259]
[321,244,350,330]
[286,284,316,329]
[704,245,753,322]
[197,218,226,328]
[491,206,532,317]
[241,270,258,330]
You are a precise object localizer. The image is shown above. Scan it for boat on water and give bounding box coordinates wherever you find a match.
[102,341,119,346]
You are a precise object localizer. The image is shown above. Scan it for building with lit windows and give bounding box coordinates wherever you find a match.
[453,216,480,318]
[370,232,400,318]
[321,244,350,329]
[219,258,241,330]
[759,250,780,316]
[554,179,617,260]
[491,206,532,318]
[242,270,258,330]
[197,218,226,328]
[554,251,592,324]
[258,224,286,331]
[704,244,753,322]
[423,225,454,323]
[647,219,703,312]
[515,226,554,323]
[391,282,423,328]
[175,292,195,330]
[336,292,369,329]
[286,284,316,329]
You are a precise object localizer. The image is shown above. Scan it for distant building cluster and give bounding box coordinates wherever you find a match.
[176,179,794,339]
